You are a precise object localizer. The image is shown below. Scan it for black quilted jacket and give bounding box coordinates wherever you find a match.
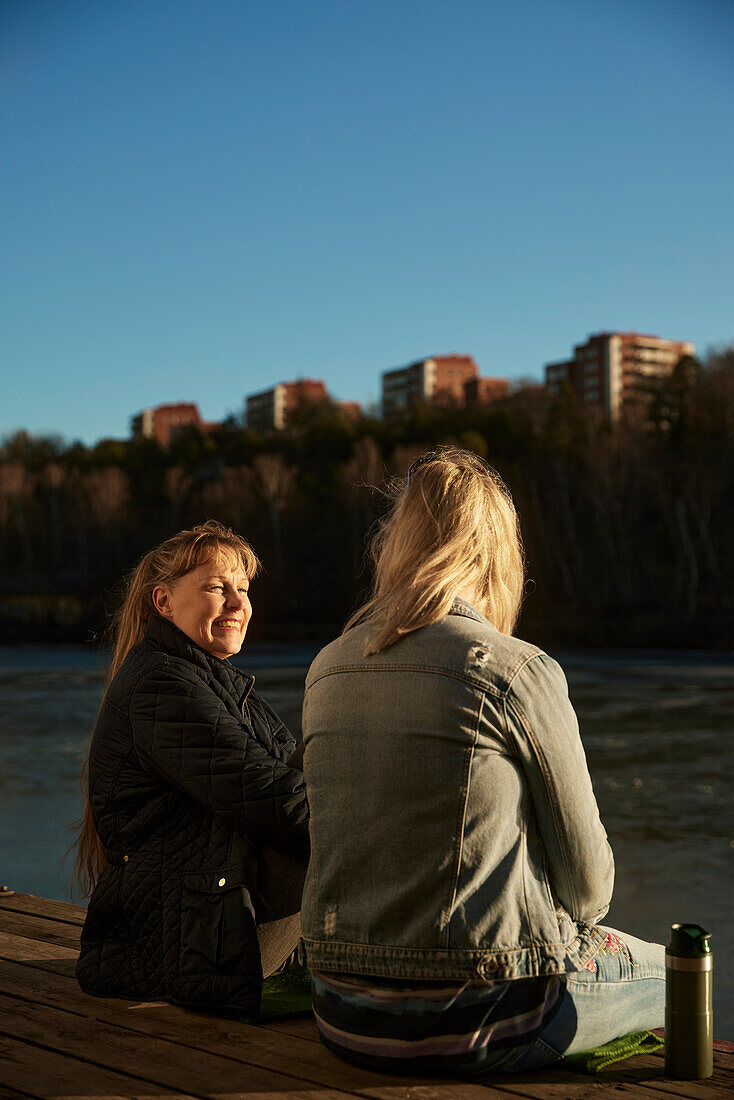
[76,615,309,1014]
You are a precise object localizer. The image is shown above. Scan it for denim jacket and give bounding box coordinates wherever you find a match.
[299,599,614,982]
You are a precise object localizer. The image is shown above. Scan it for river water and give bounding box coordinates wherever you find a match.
[1,644,732,1034]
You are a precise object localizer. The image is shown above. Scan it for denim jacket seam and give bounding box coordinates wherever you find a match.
[540,848,559,930]
[301,934,604,973]
[302,936,577,955]
[442,695,482,947]
[306,663,504,700]
[503,651,543,697]
[501,678,536,944]
[518,807,534,948]
[503,686,579,919]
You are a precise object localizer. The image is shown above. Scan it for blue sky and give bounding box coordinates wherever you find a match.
[2,0,733,444]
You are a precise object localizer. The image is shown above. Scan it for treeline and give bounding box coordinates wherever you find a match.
[1,347,732,648]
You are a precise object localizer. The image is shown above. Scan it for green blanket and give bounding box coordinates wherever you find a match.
[564,1030,664,1073]
[251,965,314,1022]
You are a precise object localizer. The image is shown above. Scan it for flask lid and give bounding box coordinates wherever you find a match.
[668,923,712,957]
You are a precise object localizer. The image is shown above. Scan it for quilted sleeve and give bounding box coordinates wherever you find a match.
[249,689,298,761]
[129,667,309,854]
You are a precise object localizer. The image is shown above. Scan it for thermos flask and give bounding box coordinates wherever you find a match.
[665,923,713,1079]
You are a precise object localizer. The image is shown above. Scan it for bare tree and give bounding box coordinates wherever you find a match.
[252,454,298,580]
[164,466,192,528]
[0,462,35,575]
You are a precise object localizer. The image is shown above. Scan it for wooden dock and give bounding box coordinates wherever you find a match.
[0,891,731,1099]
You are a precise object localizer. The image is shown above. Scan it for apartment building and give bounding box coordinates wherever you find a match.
[545,332,695,423]
[244,378,363,432]
[131,402,215,448]
[381,355,480,419]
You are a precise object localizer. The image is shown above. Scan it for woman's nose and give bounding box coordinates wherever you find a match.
[225,589,245,609]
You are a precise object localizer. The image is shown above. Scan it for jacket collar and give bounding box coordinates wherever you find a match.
[145,615,255,702]
[448,597,492,627]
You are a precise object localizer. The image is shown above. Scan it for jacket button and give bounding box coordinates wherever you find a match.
[123,855,129,863]
[218,877,226,887]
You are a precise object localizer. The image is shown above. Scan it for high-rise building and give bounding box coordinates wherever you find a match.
[246,378,341,432]
[545,332,695,423]
[130,402,214,447]
[381,355,480,420]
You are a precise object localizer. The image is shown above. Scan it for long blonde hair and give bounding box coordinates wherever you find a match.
[73,520,260,896]
[345,448,525,655]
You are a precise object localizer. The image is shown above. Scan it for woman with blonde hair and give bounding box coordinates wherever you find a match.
[300,448,664,1075]
[75,520,308,1017]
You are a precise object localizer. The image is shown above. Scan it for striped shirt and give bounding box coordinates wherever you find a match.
[312,970,563,1076]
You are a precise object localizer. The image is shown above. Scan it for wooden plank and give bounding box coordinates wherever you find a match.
[503,1053,732,1100]
[0,963,531,1100]
[0,961,345,1086]
[0,936,632,1097]
[503,1048,734,1100]
[477,1071,654,1099]
[0,972,729,1100]
[0,903,320,1041]
[0,1032,196,1100]
[0,927,79,963]
[601,1059,734,1099]
[0,930,541,1096]
[0,991,378,1100]
[495,1070,728,1100]
[0,994,393,1100]
[334,1086,601,1100]
[253,1014,322,1042]
[2,951,732,1100]
[0,890,86,925]
[0,907,81,950]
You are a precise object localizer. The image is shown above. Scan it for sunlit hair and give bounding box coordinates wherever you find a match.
[72,520,260,897]
[344,448,525,655]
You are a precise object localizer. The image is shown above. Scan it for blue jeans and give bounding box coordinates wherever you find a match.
[485,927,665,1073]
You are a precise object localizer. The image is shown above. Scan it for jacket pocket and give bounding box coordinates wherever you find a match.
[179,871,256,975]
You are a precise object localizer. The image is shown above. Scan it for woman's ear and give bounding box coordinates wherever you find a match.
[152,584,174,619]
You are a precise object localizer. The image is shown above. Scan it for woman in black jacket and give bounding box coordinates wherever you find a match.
[74,520,309,1016]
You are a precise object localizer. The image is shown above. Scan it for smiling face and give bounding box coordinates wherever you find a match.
[151,554,252,660]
